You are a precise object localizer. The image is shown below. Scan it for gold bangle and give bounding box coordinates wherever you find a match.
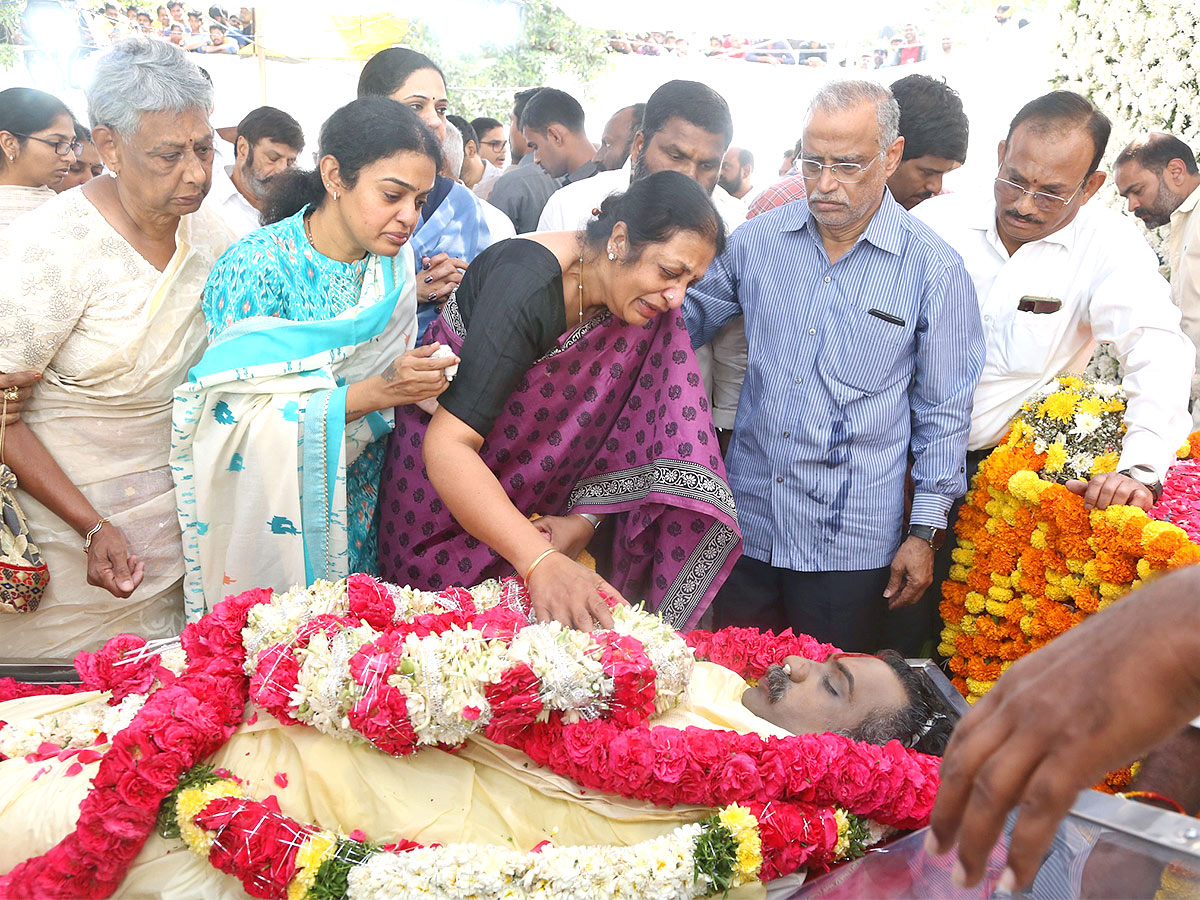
[524,547,559,583]
[82,517,108,555]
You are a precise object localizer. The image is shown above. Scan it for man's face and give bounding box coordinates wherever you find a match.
[157,7,169,25]
[802,101,901,229]
[523,126,568,178]
[509,112,528,163]
[887,154,961,210]
[238,137,298,201]
[477,126,507,168]
[169,5,183,22]
[1115,160,1186,229]
[742,654,909,736]
[631,117,726,193]
[592,107,637,172]
[209,26,223,43]
[137,13,151,29]
[994,122,1102,250]
[904,24,917,41]
[718,147,746,195]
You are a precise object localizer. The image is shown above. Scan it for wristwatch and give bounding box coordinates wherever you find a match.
[907,524,945,551]
[1119,465,1164,502]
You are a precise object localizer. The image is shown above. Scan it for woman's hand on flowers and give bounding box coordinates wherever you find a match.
[526,550,627,632]
[1065,472,1154,510]
[374,343,458,407]
[0,371,40,426]
[85,523,145,598]
[531,514,596,561]
[421,253,468,304]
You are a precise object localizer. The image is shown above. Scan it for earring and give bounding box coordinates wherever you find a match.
[333,191,339,201]
[607,246,616,261]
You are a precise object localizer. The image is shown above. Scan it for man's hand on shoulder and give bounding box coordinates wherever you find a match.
[883,535,934,610]
[1065,471,1155,511]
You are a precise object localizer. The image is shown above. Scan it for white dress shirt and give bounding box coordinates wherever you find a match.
[205,163,264,238]
[914,191,1194,476]
[1168,182,1200,427]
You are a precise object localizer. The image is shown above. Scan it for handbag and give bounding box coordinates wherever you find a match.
[0,389,49,613]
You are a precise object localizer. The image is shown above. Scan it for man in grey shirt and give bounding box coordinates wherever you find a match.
[488,88,560,234]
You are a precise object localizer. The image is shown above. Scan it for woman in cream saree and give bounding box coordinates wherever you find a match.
[0,165,233,656]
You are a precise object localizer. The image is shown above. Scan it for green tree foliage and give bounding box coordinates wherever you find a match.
[0,0,26,69]
[410,0,609,121]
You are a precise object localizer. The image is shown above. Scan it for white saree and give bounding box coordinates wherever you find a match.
[0,189,234,657]
[171,242,418,619]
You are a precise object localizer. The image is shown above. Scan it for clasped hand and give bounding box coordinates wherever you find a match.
[85,523,144,599]
[372,343,459,408]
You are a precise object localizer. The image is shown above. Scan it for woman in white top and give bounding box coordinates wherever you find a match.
[0,87,80,228]
[0,37,235,656]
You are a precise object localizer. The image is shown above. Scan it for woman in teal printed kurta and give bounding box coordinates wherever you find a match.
[170,97,458,619]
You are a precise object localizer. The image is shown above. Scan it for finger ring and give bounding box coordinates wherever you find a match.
[3,387,18,401]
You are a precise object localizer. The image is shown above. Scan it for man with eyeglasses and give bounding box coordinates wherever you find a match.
[912,90,1193,647]
[684,79,983,654]
[468,116,506,201]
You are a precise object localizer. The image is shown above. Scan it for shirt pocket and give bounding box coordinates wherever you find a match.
[817,297,913,396]
[1001,308,1063,377]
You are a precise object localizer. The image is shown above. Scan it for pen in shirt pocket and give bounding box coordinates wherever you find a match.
[868,308,905,327]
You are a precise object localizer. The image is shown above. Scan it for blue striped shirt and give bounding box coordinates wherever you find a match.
[683,192,984,572]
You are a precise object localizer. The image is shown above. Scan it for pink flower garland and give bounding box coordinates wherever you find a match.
[1150,457,1200,543]
[683,627,839,678]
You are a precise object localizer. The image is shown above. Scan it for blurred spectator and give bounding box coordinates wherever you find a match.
[874,47,889,67]
[237,6,253,37]
[55,122,104,191]
[225,15,252,46]
[186,9,203,32]
[470,116,506,169]
[167,1,185,27]
[719,146,754,200]
[778,146,796,177]
[135,10,153,32]
[940,35,954,55]
[894,23,926,64]
[207,105,303,237]
[448,114,486,190]
[591,102,643,172]
[165,21,184,44]
[0,87,79,224]
[800,40,828,63]
[155,5,169,31]
[520,87,599,184]
[857,53,876,69]
[208,5,227,25]
[199,22,237,52]
[995,3,1012,24]
[746,39,796,65]
[441,118,464,179]
[885,74,968,210]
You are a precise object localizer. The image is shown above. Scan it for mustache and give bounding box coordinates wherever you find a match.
[808,190,844,203]
[765,664,790,703]
[1002,208,1045,226]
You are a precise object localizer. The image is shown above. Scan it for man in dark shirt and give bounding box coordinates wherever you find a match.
[489,88,561,234]
[520,88,601,186]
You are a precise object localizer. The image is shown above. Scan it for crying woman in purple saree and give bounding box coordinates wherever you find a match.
[376,171,741,631]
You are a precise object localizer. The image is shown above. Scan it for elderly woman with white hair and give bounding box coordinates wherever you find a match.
[0,37,234,656]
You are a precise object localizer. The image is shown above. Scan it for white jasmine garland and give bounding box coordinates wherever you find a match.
[0,692,147,758]
[345,825,707,900]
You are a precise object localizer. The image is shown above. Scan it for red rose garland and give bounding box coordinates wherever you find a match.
[0,581,941,899]
[0,587,274,899]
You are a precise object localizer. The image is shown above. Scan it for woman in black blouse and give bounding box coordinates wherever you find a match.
[377,171,743,631]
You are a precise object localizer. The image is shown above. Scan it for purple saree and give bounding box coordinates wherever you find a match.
[376,298,742,629]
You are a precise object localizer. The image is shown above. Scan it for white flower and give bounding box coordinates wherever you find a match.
[1071,412,1102,436]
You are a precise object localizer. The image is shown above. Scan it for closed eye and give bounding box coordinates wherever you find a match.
[822,675,838,699]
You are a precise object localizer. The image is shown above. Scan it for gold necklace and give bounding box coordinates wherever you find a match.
[577,252,584,323]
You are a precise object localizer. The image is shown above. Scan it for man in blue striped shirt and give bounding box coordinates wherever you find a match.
[684,80,985,652]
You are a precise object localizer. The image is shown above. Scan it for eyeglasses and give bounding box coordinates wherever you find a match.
[994,176,1085,213]
[12,134,83,157]
[480,140,508,151]
[798,152,882,184]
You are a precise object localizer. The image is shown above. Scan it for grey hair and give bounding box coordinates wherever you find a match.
[804,79,901,151]
[442,120,464,180]
[87,37,213,138]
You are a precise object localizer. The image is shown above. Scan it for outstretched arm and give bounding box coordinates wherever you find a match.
[424,407,625,631]
[928,565,1200,891]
